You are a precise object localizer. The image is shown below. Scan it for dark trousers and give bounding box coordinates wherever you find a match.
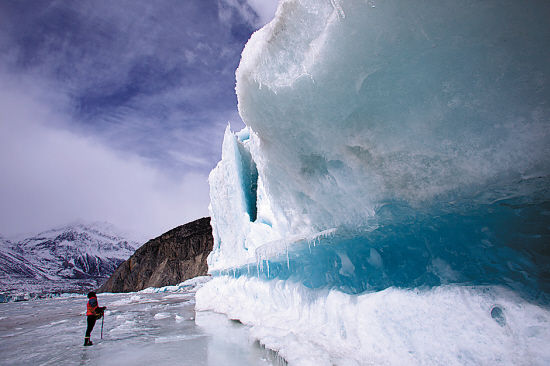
[86,315,97,338]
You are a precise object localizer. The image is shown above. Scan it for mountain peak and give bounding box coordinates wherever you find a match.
[0,221,143,296]
[33,221,137,242]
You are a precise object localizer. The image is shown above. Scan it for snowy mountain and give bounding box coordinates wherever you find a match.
[0,223,141,296]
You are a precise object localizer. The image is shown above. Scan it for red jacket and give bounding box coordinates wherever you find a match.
[86,297,99,316]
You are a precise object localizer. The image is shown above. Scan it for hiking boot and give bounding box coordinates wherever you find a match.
[84,338,93,346]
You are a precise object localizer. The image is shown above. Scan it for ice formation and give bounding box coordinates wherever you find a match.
[199,0,550,364]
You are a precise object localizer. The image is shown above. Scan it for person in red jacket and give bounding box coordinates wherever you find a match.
[84,291,106,346]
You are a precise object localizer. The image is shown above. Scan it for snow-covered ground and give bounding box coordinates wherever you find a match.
[0,278,285,366]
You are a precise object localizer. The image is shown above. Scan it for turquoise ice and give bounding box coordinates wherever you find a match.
[200,0,550,364]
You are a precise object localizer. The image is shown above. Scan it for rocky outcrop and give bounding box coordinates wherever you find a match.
[98,217,213,293]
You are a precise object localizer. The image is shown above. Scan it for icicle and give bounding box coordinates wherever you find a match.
[286,246,290,270]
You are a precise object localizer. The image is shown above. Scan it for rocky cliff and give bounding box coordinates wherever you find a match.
[99,217,213,293]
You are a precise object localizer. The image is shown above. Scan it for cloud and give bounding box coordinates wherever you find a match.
[0,73,209,240]
[218,0,279,28]
[246,0,279,26]
[0,0,251,175]
[0,1,259,239]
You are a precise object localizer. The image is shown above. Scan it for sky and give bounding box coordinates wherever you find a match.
[0,0,278,241]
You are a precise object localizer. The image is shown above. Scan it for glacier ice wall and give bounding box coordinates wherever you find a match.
[208,0,550,278]
[202,0,550,364]
[235,0,550,234]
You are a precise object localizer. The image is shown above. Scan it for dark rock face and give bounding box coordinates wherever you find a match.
[99,217,213,293]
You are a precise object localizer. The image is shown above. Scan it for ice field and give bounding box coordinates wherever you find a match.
[0,279,284,366]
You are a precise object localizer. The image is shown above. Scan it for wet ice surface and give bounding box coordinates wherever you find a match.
[0,291,285,366]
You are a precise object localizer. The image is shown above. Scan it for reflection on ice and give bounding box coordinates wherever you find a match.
[0,283,286,366]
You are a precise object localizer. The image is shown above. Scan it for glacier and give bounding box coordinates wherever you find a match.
[197,0,550,365]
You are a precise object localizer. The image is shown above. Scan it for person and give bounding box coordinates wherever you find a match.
[84,291,106,346]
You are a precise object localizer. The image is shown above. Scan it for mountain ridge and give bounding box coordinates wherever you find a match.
[0,222,141,296]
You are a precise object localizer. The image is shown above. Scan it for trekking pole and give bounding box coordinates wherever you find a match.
[101,315,104,339]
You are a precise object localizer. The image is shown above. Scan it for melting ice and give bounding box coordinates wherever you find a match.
[198,0,550,365]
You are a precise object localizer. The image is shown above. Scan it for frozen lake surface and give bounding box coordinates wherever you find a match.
[0,289,285,366]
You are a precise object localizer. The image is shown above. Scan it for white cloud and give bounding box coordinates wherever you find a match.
[246,0,279,26]
[218,0,279,28]
[0,1,249,175]
[0,73,209,241]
